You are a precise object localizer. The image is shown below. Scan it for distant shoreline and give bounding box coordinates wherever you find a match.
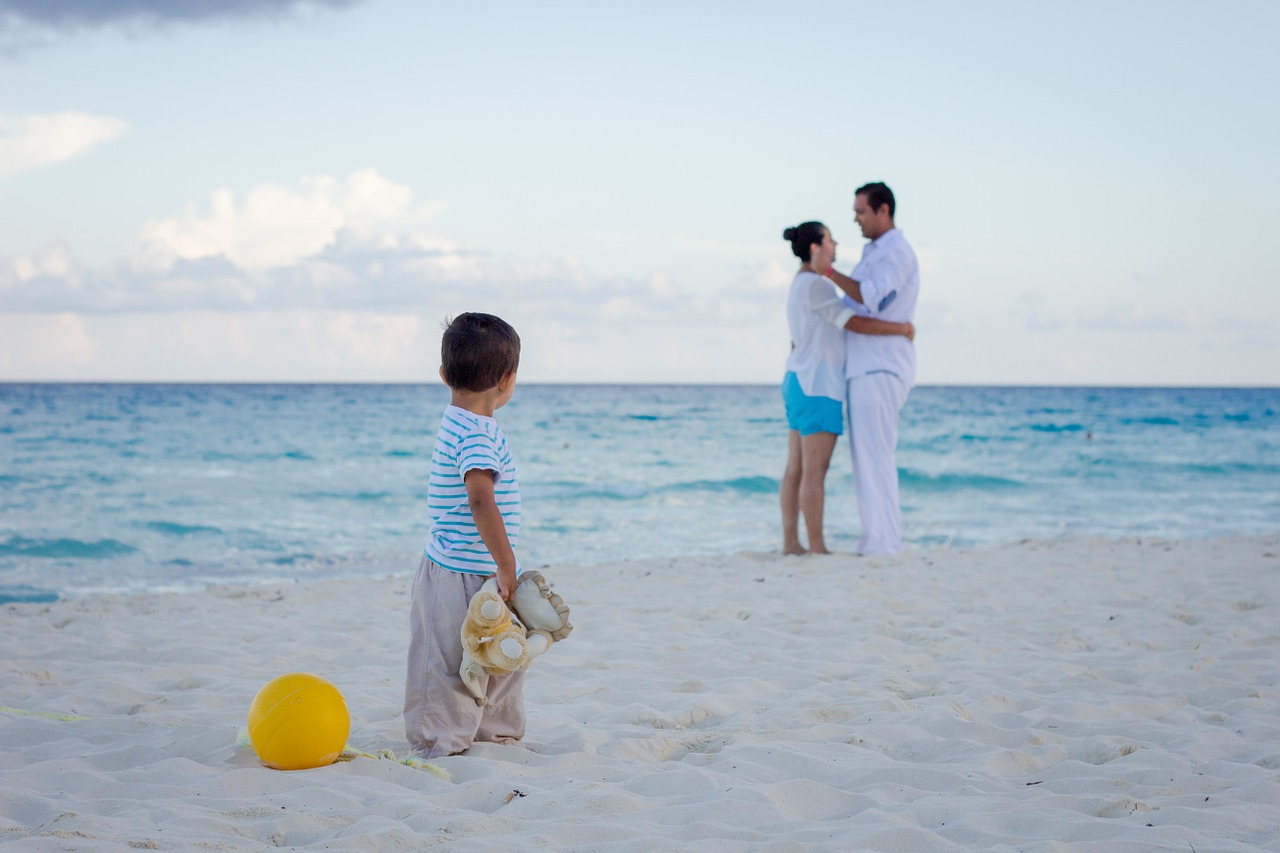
[7,532,1279,607]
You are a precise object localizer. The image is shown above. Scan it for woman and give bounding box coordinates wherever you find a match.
[780,221,914,554]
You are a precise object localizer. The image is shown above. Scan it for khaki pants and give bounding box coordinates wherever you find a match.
[403,557,526,758]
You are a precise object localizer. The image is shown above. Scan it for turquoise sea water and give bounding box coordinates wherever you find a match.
[1,384,1277,602]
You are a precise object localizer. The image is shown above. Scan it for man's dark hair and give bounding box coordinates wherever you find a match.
[440,312,521,392]
[856,182,896,218]
[782,221,827,262]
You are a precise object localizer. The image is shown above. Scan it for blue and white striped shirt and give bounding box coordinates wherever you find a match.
[424,405,522,575]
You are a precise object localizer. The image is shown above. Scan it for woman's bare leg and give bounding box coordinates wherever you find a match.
[799,431,837,554]
[780,430,805,554]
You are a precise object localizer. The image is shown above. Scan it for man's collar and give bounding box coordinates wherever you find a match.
[871,226,900,245]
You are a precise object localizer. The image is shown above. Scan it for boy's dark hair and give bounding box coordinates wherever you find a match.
[782,221,826,262]
[440,313,521,392]
[855,181,896,218]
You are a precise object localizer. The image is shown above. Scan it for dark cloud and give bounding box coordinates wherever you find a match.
[0,0,361,43]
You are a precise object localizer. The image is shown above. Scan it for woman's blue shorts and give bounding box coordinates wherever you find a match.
[781,372,843,436]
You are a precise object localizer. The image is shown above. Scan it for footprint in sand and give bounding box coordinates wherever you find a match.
[1078,740,1138,765]
[1094,798,1155,818]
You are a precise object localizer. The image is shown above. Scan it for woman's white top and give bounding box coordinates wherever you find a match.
[784,270,855,402]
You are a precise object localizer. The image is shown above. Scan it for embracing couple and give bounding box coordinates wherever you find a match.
[780,182,919,557]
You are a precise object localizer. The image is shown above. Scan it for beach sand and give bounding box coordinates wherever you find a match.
[3,536,1279,851]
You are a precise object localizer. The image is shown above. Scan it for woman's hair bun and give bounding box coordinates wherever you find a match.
[783,220,825,261]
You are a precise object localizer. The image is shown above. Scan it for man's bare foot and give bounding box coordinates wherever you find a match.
[782,544,806,555]
[808,546,833,555]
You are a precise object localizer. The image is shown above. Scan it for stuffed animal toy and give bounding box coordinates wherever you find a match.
[460,570,572,703]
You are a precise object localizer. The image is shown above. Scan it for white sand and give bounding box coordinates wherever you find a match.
[3,535,1279,851]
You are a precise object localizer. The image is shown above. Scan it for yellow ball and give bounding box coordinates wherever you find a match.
[247,672,350,771]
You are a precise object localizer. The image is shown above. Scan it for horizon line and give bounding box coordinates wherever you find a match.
[2,380,1278,391]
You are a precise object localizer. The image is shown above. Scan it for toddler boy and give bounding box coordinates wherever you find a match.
[404,312,525,758]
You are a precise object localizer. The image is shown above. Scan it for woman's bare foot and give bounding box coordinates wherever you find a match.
[782,543,807,555]
[807,545,832,555]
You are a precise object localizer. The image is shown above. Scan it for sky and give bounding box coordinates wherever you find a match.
[1,0,1277,385]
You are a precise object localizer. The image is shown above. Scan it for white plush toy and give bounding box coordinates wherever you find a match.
[459,570,572,704]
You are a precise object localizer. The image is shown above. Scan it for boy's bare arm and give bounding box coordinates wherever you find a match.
[464,468,518,600]
[845,316,915,341]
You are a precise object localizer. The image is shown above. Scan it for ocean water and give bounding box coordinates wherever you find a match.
[1,383,1277,603]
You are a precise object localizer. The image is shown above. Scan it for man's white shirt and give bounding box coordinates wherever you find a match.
[841,228,919,388]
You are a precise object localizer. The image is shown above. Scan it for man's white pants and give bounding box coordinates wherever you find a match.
[846,372,910,555]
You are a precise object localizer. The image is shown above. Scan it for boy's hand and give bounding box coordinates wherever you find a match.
[496,567,517,601]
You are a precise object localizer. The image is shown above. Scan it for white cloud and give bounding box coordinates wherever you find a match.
[325,312,421,366]
[3,241,79,282]
[0,306,796,382]
[1076,302,1184,331]
[1075,302,1232,332]
[0,165,794,379]
[137,170,414,271]
[0,312,96,374]
[1015,292,1066,330]
[0,112,128,176]
[338,169,417,238]
[915,245,944,280]
[915,300,962,331]
[0,170,777,352]
[738,259,792,295]
[721,258,788,308]
[4,170,1273,384]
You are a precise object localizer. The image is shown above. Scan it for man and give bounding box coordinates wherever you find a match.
[826,182,919,554]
